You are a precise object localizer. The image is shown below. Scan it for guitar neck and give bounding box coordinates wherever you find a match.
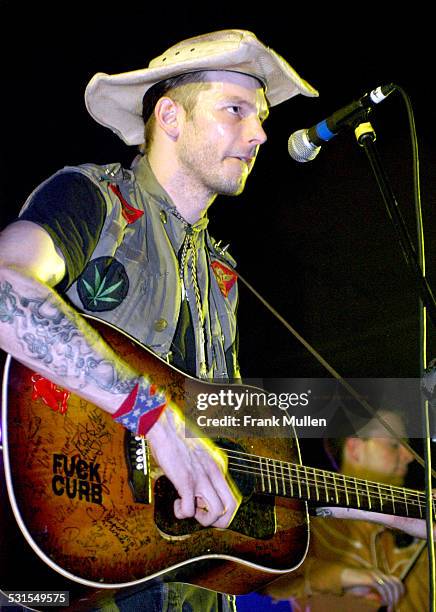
[228,451,429,520]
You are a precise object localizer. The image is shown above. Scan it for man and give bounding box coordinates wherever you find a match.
[263,410,429,611]
[0,30,318,610]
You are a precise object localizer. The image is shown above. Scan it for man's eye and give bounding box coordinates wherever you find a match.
[228,106,241,115]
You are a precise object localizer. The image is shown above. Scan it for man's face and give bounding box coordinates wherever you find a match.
[346,412,414,485]
[175,71,269,197]
[358,437,414,485]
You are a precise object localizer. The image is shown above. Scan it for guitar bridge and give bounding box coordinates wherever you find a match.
[124,431,151,504]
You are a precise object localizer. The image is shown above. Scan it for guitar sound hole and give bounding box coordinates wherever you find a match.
[153,438,276,539]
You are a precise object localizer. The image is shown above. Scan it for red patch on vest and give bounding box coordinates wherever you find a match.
[211,261,238,297]
[109,183,144,224]
[31,374,71,415]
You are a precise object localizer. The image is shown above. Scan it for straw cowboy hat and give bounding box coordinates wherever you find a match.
[85,29,318,146]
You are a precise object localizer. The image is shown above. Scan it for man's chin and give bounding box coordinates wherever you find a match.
[366,471,405,486]
[217,176,248,197]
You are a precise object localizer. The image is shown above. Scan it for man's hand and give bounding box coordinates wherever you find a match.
[341,567,404,611]
[146,403,241,528]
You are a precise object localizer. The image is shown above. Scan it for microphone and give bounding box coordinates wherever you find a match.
[288,84,396,162]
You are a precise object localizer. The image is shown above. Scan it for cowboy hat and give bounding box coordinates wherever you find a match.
[85,29,319,146]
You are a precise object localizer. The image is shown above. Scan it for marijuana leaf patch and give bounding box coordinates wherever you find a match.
[77,256,129,312]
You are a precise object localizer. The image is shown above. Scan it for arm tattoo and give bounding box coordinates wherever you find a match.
[0,280,136,396]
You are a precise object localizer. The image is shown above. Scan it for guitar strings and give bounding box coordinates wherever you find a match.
[223,450,422,496]
[222,448,428,511]
[226,458,425,506]
[225,462,428,513]
[223,447,424,498]
[228,461,424,505]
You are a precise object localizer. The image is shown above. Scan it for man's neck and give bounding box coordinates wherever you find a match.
[146,150,215,224]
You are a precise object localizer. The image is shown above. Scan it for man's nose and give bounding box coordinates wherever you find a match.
[246,116,267,145]
[400,445,414,465]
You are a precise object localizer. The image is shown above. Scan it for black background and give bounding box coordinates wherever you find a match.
[0,6,434,464]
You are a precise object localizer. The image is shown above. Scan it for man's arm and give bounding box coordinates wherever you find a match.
[0,221,141,410]
[0,220,240,528]
[316,506,433,540]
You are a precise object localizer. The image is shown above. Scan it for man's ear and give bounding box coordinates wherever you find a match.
[154,96,183,140]
[344,437,366,466]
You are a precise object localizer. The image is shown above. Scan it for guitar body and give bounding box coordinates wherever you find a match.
[1,318,309,597]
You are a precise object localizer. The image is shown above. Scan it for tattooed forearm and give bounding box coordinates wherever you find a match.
[0,279,136,396]
[0,279,25,322]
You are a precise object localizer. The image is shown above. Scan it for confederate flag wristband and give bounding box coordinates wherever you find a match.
[112,377,167,436]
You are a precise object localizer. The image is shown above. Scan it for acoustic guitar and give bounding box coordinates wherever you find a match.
[1,317,430,607]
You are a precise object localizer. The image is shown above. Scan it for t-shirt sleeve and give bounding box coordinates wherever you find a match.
[19,172,107,291]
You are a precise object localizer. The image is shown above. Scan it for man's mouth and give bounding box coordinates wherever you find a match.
[229,155,254,169]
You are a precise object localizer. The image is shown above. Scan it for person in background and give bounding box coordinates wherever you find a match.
[263,410,429,611]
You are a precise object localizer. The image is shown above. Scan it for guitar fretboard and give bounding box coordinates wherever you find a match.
[226,450,430,519]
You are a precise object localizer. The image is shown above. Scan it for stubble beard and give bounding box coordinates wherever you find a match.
[177,129,248,198]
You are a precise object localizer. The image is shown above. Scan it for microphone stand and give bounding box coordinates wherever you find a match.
[353,118,436,325]
[353,116,435,612]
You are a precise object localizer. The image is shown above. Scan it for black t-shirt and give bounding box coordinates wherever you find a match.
[21,172,107,293]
